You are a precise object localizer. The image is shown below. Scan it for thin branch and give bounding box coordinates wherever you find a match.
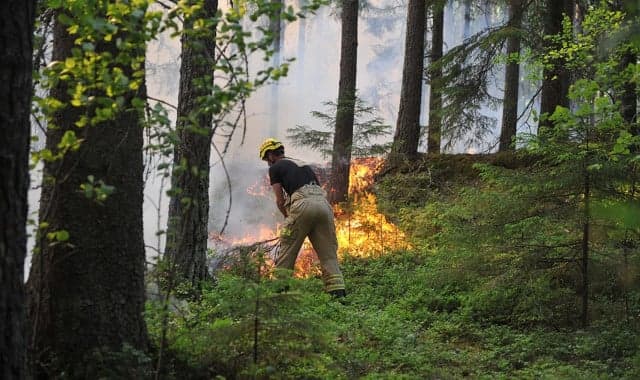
[147,95,177,111]
[153,0,177,10]
[211,142,233,235]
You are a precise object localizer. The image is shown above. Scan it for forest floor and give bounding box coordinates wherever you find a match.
[148,153,640,379]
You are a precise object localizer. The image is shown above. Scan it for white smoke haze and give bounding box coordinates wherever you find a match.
[26,0,538,271]
[140,0,530,257]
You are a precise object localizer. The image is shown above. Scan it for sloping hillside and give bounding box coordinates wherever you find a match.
[146,153,640,379]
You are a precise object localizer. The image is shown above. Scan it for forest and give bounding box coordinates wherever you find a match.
[1,0,639,378]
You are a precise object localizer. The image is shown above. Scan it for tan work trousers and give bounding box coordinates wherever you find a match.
[276,185,345,292]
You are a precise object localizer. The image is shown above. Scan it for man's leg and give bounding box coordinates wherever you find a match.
[276,208,309,270]
[308,202,345,294]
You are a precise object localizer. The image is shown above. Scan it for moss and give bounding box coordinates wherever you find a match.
[375,152,541,215]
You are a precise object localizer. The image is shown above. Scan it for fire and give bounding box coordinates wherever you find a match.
[211,157,407,278]
[334,157,408,257]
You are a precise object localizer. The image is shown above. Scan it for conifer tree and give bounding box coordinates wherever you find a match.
[428,1,444,154]
[329,0,359,204]
[166,0,218,290]
[390,0,425,162]
[27,2,152,375]
[539,0,573,131]
[499,0,523,151]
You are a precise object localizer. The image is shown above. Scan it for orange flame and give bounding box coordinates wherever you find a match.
[212,157,408,277]
[334,157,408,258]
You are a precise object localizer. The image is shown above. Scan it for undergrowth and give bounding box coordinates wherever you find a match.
[145,154,640,379]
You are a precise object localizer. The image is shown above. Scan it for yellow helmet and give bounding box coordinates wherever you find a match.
[259,138,284,160]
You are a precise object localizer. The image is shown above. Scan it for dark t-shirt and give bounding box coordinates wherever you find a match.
[269,158,320,196]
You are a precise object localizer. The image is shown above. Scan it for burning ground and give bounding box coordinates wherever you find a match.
[209,157,408,278]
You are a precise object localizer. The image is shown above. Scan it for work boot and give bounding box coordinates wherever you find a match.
[329,289,346,298]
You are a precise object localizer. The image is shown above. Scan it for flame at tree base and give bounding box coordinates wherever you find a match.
[287,157,409,277]
[211,157,409,278]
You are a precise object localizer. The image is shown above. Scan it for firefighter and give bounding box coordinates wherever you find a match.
[259,138,346,298]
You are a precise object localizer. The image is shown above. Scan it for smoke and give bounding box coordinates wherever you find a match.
[142,0,521,256]
[23,1,530,268]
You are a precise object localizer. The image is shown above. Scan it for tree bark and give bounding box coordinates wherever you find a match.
[27,8,148,376]
[329,0,358,204]
[499,0,523,152]
[166,0,217,290]
[620,48,637,135]
[0,1,36,378]
[269,0,283,53]
[581,148,590,328]
[389,0,426,162]
[539,0,573,131]
[427,3,444,154]
[463,0,472,39]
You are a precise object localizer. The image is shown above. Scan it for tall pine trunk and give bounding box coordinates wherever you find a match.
[463,0,472,39]
[390,0,425,162]
[620,49,637,132]
[329,0,358,204]
[166,0,217,290]
[427,3,444,155]
[539,0,573,130]
[0,1,36,378]
[27,8,148,376]
[268,0,283,136]
[499,0,523,151]
[269,0,283,53]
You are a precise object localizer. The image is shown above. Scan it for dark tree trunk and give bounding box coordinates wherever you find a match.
[499,0,523,151]
[269,0,283,53]
[296,0,307,76]
[0,1,36,378]
[620,49,637,134]
[166,0,217,290]
[27,10,148,376]
[581,168,590,328]
[463,0,472,39]
[615,0,637,137]
[390,0,426,162]
[329,0,358,204]
[427,3,444,154]
[269,0,282,136]
[539,0,573,130]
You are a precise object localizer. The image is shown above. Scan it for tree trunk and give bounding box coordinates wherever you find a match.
[620,49,637,135]
[166,0,217,290]
[27,9,148,376]
[0,1,36,378]
[427,3,444,154]
[581,151,590,328]
[329,0,358,204]
[389,0,426,162]
[269,0,283,53]
[296,0,307,77]
[463,0,472,39]
[539,0,573,130]
[499,0,523,152]
[616,0,637,137]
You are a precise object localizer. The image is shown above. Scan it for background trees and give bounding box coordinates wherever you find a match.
[0,1,37,378]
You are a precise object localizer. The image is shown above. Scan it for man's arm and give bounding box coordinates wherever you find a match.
[272,183,288,217]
